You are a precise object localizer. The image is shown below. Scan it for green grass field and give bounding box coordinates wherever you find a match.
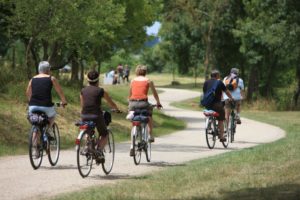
[51,94,300,200]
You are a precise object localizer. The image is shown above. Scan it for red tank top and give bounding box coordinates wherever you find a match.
[130,78,149,100]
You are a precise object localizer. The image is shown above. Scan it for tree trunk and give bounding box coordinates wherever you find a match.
[80,59,84,88]
[71,53,79,81]
[12,43,16,69]
[42,40,49,61]
[30,45,40,74]
[293,64,300,106]
[247,65,259,101]
[25,38,34,79]
[203,24,213,81]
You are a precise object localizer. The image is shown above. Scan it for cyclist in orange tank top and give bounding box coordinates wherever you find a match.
[128,65,162,156]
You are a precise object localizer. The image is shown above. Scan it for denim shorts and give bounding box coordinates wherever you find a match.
[28,106,56,118]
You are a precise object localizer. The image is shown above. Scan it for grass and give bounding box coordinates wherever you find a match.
[52,110,300,200]
[50,94,300,200]
[0,75,185,156]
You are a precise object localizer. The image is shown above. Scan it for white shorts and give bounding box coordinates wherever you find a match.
[28,106,56,118]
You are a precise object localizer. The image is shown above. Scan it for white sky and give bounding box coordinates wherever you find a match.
[146,21,161,36]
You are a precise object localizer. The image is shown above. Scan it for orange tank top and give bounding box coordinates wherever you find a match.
[130,78,149,100]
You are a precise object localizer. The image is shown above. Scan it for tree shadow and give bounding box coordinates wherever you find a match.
[179,184,300,200]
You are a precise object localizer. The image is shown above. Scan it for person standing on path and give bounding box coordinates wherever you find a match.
[123,64,130,83]
[117,63,124,84]
[203,69,233,142]
[128,65,162,156]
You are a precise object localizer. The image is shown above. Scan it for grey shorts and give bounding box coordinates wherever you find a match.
[224,100,241,109]
[128,100,153,116]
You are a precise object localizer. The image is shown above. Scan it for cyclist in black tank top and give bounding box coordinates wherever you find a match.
[80,70,120,150]
[26,61,67,127]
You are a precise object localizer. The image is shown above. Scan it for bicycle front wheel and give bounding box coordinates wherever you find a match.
[144,125,151,162]
[29,126,43,169]
[48,123,60,166]
[102,129,115,175]
[205,117,216,149]
[222,120,230,148]
[77,131,93,178]
[132,126,142,165]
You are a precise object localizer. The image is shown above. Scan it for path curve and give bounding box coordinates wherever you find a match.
[0,88,285,200]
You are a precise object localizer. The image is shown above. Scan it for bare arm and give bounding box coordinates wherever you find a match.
[26,79,32,102]
[103,91,119,110]
[225,89,233,100]
[51,76,67,105]
[80,94,83,108]
[149,81,162,107]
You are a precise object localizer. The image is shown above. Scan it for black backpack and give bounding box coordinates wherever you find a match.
[200,80,219,108]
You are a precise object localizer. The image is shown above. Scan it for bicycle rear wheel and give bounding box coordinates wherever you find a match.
[205,117,216,149]
[102,129,115,175]
[144,125,151,162]
[29,126,43,169]
[229,114,235,142]
[132,126,142,165]
[77,131,93,178]
[48,123,60,166]
[222,120,230,148]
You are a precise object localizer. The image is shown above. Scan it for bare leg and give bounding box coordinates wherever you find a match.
[48,117,55,129]
[218,120,224,139]
[148,117,153,136]
[98,135,108,150]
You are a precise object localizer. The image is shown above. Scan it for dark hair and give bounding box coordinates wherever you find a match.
[87,70,99,85]
[210,69,220,78]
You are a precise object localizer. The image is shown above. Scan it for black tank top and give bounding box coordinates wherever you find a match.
[29,76,54,107]
[81,85,104,115]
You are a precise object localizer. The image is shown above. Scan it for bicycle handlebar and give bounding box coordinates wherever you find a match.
[55,102,67,108]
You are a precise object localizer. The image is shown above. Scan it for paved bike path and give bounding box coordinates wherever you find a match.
[0,88,285,200]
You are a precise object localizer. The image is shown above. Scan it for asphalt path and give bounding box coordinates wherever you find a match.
[0,88,285,200]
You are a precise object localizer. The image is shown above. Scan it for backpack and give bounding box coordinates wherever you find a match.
[224,76,239,91]
[200,80,219,108]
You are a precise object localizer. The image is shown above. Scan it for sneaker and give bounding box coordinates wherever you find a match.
[129,149,134,157]
[32,147,40,158]
[95,150,105,164]
[236,115,242,124]
[220,138,227,142]
[148,136,155,143]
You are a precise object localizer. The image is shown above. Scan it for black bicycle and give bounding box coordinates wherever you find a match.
[228,101,237,142]
[75,110,117,178]
[28,103,63,170]
[203,109,229,149]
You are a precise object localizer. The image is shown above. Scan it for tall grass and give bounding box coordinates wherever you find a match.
[0,73,185,156]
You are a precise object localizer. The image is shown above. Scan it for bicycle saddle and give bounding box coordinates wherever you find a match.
[203,110,220,117]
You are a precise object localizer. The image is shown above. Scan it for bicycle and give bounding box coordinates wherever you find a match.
[227,100,237,143]
[75,110,117,178]
[130,104,159,165]
[28,103,63,170]
[203,109,229,149]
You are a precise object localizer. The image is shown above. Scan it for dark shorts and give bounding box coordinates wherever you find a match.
[209,102,225,121]
[81,113,108,137]
[128,100,153,116]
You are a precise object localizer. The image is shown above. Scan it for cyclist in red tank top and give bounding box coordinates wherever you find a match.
[128,65,162,156]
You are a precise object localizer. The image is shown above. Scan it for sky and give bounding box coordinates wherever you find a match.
[146,21,161,36]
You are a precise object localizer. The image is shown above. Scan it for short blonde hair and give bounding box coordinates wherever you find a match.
[135,65,147,76]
